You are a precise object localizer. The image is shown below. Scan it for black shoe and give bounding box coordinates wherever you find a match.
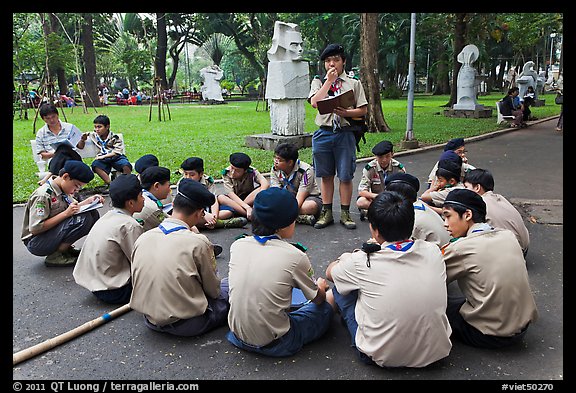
[213,244,223,257]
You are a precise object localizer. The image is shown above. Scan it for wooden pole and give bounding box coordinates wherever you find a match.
[13,304,131,366]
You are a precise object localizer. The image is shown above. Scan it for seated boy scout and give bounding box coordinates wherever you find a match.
[356,140,406,220]
[463,168,530,256]
[427,137,475,187]
[130,178,229,337]
[270,143,322,226]
[226,187,335,357]
[73,174,145,304]
[217,152,269,221]
[132,166,172,231]
[420,154,465,215]
[441,189,538,349]
[21,160,102,267]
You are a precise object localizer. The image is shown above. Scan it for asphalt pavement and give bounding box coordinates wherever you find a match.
[12,117,563,385]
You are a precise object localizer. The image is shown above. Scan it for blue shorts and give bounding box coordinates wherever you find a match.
[91,154,132,174]
[226,300,333,357]
[312,128,356,181]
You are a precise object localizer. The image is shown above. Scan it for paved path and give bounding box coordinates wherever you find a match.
[12,118,563,383]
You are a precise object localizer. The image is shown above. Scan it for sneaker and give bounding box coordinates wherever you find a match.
[340,210,356,230]
[64,246,81,257]
[313,209,334,229]
[44,251,77,267]
[359,208,368,221]
[213,244,223,257]
[216,217,248,229]
[296,214,317,226]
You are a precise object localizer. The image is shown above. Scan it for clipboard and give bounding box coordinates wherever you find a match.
[316,89,355,115]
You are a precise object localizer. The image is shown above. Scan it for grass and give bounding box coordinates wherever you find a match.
[13,93,560,204]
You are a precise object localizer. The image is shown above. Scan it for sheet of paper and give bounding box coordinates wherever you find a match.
[75,200,104,214]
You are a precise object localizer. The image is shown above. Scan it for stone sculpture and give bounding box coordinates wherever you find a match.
[453,44,484,111]
[200,65,224,102]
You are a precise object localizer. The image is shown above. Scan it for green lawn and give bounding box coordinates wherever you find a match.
[13,93,560,203]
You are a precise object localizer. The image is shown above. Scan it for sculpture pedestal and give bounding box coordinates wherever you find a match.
[269,99,306,136]
[245,133,312,151]
[443,108,493,118]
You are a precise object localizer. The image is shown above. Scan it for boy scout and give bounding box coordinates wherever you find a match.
[463,168,530,255]
[384,173,450,248]
[326,191,452,367]
[73,174,145,304]
[356,140,406,220]
[178,157,247,229]
[270,143,322,226]
[130,178,229,337]
[420,156,465,215]
[21,161,102,267]
[427,137,475,187]
[226,187,334,357]
[133,166,172,231]
[217,152,269,221]
[134,153,173,206]
[441,189,538,349]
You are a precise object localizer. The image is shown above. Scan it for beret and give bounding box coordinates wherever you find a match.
[320,43,345,61]
[443,188,486,216]
[253,187,298,230]
[62,160,94,184]
[134,154,159,174]
[372,140,394,156]
[384,172,420,193]
[444,137,465,152]
[140,166,171,190]
[439,150,463,166]
[109,174,141,202]
[180,157,204,172]
[176,178,215,208]
[437,159,462,179]
[229,152,251,169]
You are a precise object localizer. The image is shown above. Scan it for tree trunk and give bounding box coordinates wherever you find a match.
[434,42,451,95]
[155,13,168,90]
[81,13,100,108]
[359,13,390,132]
[446,13,466,107]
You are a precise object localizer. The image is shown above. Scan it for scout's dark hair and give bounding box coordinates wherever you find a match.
[463,168,495,192]
[39,103,58,118]
[274,143,299,162]
[93,114,111,127]
[385,181,417,204]
[443,202,486,223]
[250,214,276,236]
[173,193,203,215]
[367,191,414,242]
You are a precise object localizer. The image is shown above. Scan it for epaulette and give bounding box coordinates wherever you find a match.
[46,188,53,195]
[220,168,229,176]
[297,167,306,174]
[291,242,308,253]
[353,75,360,80]
[247,167,254,173]
[135,218,145,226]
[234,233,250,241]
[364,162,375,170]
[313,74,320,79]
[396,162,404,169]
[207,176,214,184]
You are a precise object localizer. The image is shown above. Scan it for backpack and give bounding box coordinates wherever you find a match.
[345,116,368,152]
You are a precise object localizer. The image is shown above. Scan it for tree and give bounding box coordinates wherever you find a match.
[155,12,168,90]
[360,13,390,132]
[81,13,100,107]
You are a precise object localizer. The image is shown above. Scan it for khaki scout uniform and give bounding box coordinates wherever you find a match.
[21,178,75,242]
[412,201,450,247]
[221,166,266,200]
[427,161,476,185]
[132,190,170,231]
[86,130,125,156]
[330,239,452,368]
[130,218,221,326]
[357,158,406,195]
[482,191,530,253]
[270,160,320,198]
[442,223,538,336]
[227,236,319,347]
[73,208,144,292]
[429,182,466,208]
[176,174,215,194]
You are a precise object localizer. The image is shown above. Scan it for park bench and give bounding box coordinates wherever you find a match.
[30,133,125,180]
[496,101,516,125]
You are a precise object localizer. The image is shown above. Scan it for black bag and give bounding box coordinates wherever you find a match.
[344,117,368,152]
[555,93,563,105]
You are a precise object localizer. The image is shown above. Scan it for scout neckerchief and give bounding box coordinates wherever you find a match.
[413,201,427,211]
[253,234,280,244]
[142,189,165,209]
[46,179,74,205]
[278,160,306,193]
[159,220,188,234]
[470,222,493,234]
[95,133,113,155]
[326,76,343,130]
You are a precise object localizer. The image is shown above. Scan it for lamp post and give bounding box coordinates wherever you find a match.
[401,13,419,149]
[548,33,557,79]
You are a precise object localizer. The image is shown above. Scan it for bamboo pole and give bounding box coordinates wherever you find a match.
[13,304,132,366]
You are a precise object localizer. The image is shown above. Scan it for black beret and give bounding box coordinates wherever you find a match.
[62,160,94,184]
[439,150,463,166]
[140,166,171,190]
[437,159,462,179]
[384,172,420,193]
[180,157,204,172]
[253,187,298,230]
[229,152,251,169]
[109,174,142,202]
[175,178,215,208]
[134,154,159,174]
[444,138,465,152]
[320,43,345,61]
[372,140,394,156]
[443,188,486,217]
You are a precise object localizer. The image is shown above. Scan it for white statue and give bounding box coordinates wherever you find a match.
[516,61,539,100]
[453,44,484,111]
[199,65,224,101]
[265,21,310,136]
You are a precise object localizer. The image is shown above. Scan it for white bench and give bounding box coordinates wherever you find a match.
[30,133,125,179]
[496,101,516,125]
